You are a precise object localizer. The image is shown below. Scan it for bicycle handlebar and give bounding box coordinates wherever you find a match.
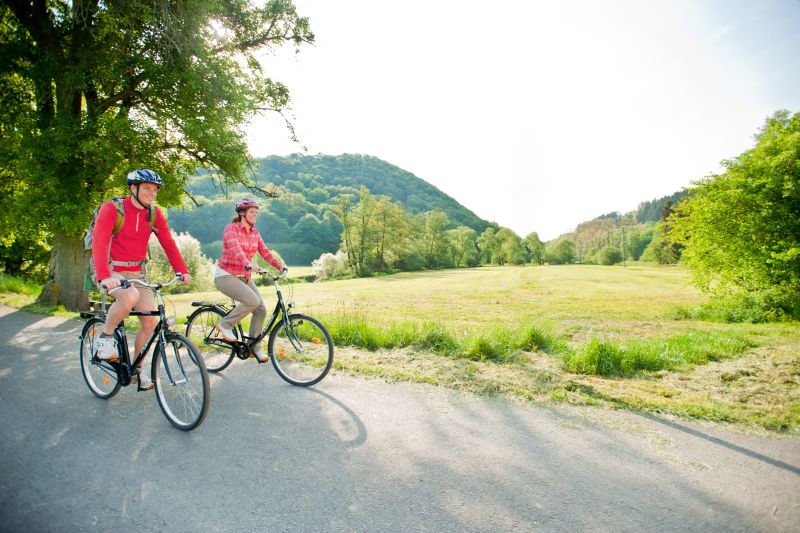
[245,265,288,282]
[109,274,185,292]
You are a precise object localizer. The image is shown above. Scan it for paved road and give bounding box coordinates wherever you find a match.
[0,305,798,532]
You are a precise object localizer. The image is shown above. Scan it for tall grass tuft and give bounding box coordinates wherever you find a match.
[669,289,799,323]
[514,325,561,353]
[322,309,548,361]
[0,273,41,296]
[562,331,753,377]
[415,322,460,355]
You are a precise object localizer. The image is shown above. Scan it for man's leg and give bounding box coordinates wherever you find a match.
[129,275,156,390]
[131,277,157,363]
[102,286,140,336]
[95,273,141,361]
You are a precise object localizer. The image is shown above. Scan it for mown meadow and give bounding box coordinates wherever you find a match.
[2,264,798,431]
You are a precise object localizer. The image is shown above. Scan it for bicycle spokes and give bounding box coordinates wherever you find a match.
[154,334,209,430]
[269,314,333,387]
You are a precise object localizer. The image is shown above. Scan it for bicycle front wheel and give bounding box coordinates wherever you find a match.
[153,333,210,431]
[185,306,237,372]
[268,314,333,386]
[79,317,121,399]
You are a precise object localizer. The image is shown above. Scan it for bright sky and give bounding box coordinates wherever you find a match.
[247,0,800,241]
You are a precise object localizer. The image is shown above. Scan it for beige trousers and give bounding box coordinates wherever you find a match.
[214,275,267,349]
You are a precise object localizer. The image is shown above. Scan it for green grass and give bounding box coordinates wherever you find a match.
[3,265,798,431]
[561,332,753,376]
[0,272,41,296]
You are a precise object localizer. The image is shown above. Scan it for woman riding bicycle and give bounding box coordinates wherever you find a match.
[214,198,287,362]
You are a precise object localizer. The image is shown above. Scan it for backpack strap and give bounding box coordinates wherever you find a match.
[148,206,159,235]
[110,196,126,236]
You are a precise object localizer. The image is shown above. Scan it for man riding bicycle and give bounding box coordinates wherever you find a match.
[92,169,193,390]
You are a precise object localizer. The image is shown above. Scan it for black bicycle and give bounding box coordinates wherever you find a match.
[79,275,211,431]
[185,269,333,386]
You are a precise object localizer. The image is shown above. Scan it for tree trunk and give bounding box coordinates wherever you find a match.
[36,232,89,311]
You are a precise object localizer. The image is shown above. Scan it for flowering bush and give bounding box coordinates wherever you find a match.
[147,231,215,293]
[312,250,350,281]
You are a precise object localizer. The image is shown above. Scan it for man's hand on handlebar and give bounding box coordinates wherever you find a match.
[178,272,193,284]
[100,277,121,291]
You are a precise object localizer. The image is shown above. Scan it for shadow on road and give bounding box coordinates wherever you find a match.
[305,385,367,448]
[638,412,800,476]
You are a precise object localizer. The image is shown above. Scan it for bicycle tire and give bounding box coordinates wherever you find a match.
[153,333,210,431]
[79,317,121,399]
[185,306,237,372]
[268,313,334,387]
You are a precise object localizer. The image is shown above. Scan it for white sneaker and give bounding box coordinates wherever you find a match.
[215,323,236,342]
[136,368,153,391]
[94,335,118,361]
[251,349,269,363]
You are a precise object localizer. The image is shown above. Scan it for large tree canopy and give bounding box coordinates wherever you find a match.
[668,110,800,317]
[0,0,313,309]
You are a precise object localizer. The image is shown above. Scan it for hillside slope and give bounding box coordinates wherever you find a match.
[168,154,494,264]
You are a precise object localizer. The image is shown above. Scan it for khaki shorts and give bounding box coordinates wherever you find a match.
[110,270,155,310]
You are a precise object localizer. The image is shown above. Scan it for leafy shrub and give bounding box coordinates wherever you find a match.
[147,231,215,293]
[599,246,623,265]
[544,239,576,264]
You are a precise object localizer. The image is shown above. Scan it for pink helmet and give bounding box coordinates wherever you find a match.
[235,198,259,211]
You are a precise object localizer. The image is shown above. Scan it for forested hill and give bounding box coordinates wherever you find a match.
[257,154,490,232]
[168,154,493,265]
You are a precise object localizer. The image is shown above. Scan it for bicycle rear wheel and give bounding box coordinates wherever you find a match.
[185,307,237,372]
[268,314,333,386]
[153,333,210,431]
[79,318,121,399]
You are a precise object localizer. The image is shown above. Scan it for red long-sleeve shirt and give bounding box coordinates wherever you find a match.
[218,222,283,279]
[92,196,188,281]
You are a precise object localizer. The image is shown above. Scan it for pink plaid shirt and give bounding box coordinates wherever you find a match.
[218,222,283,279]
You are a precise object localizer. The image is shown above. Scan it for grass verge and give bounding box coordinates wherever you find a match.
[2,267,797,432]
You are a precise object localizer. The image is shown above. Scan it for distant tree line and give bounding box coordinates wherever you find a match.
[542,192,688,267]
[324,187,546,276]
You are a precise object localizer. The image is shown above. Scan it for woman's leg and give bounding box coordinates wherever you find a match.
[214,275,261,329]
[245,279,267,350]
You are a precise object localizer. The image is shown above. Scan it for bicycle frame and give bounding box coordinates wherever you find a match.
[82,277,182,387]
[201,272,299,357]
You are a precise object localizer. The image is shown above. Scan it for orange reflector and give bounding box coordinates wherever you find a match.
[279,348,285,360]
[104,376,109,385]
[311,338,322,344]
[90,329,97,337]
